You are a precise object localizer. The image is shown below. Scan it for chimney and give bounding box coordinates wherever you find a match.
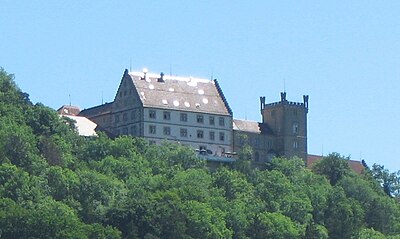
[158,72,165,82]
[141,68,148,80]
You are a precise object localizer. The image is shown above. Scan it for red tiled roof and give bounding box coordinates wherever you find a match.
[57,105,81,116]
[306,154,364,174]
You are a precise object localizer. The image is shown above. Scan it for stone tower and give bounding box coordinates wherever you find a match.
[260,93,309,160]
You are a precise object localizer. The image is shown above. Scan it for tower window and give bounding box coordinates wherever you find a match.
[293,123,299,134]
[293,140,298,149]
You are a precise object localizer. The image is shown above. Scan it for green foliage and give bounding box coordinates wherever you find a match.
[313,152,352,185]
[324,187,364,239]
[248,212,301,239]
[371,163,400,198]
[1,66,400,238]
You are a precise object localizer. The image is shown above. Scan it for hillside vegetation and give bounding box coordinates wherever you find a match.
[1,67,400,239]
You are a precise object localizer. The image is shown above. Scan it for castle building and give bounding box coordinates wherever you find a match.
[79,69,309,162]
[80,69,234,157]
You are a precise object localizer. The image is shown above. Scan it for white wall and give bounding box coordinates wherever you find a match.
[142,108,233,155]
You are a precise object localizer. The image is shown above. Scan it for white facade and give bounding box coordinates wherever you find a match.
[142,108,233,155]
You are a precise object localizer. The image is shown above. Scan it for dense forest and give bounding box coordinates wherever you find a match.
[1,67,400,239]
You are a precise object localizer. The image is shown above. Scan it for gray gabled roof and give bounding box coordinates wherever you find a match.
[128,71,232,116]
[233,119,261,133]
[79,102,112,118]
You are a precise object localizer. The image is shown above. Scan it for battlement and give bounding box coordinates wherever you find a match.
[260,92,309,112]
[264,101,306,107]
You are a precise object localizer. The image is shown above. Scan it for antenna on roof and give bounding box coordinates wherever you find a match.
[101,91,104,105]
[69,94,71,106]
[322,144,324,156]
[129,58,132,72]
[283,78,286,93]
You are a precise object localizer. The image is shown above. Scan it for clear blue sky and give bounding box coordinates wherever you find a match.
[2,1,400,171]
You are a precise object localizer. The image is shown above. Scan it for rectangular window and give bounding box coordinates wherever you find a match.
[149,140,156,145]
[122,127,128,135]
[149,110,156,119]
[197,114,204,124]
[131,110,136,120]
[292,123,299,134]
[131,125,137,135]
[115,115,120,123]
[209,116,215,125]
[254,138,259,147]
[123,113,128,122]
[180,128,188,138]
[163,111,171,120]
[163,126,171,135]
[219,117,225,126]
[197,130,204,139]
[293,140,298,149]
[180,113,188,122]
[219,132,225,141]
[267,140,273,149]
[209,131,215,141]
[149,125,156,134]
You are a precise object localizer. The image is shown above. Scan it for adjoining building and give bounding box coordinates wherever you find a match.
[306,154,365,174]
[57,105,98,137]
[233,92,309,164]
[79,69,309,163]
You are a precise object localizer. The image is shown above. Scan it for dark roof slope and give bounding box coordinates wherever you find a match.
[79,102,113,118]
